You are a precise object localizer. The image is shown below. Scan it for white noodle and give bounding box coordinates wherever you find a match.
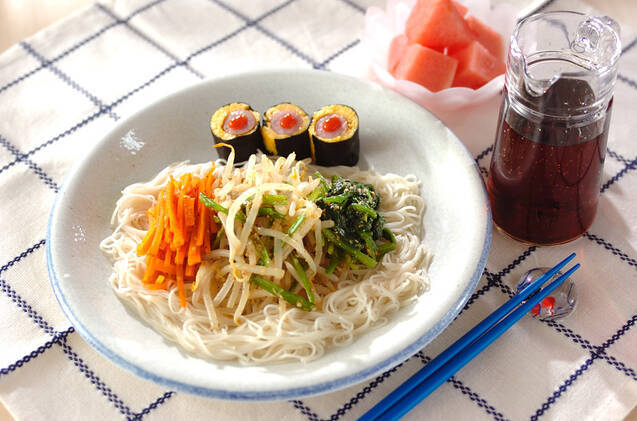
[234,282,250,324]
[195,262,219,329]
[100,156,431,364]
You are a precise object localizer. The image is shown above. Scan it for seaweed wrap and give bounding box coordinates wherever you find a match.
[309,104,359,166]
[210,102,261,162]
[261,103,311,160]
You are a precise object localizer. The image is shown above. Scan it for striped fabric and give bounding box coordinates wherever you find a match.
[0,0,636,419]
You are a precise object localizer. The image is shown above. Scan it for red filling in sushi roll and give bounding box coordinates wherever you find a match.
[316,114,348,139]
[223,110,257,135]
[271,110,303,135]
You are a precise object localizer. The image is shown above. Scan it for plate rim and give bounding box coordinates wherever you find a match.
[46,68,492,400]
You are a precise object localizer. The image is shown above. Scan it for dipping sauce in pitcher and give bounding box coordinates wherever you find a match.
[487,12,621,245]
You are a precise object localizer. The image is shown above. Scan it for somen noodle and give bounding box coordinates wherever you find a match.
[100,152,431,363]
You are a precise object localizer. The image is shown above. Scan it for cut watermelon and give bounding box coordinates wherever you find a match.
[453,0,468,17]
[451,40,505,89]
[387,35,409,75]
[405,0,474,52]
[466,15,504,61]
[394,43,458,92]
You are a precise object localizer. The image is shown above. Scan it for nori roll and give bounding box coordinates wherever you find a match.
[261,103,311,160]
[309,104,359,166]
[210,103,261,162]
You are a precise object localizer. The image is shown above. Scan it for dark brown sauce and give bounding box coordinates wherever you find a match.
[487,78,612,245]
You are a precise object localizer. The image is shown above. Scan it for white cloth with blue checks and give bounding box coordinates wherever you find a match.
[0,0,636,420]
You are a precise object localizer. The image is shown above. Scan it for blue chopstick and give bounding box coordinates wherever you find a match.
[358,252,576,421]
[379,263,579,420]
[359,253,579,421]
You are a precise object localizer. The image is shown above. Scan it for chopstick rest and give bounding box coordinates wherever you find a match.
[517,267,577,320]
[359,253,579,421]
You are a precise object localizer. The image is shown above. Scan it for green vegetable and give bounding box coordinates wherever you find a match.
[199,193,246,223]
[287,214,306,236]
[316,172,329,185]
[315,174,397,273]
[258,207,286,219]
[250,275,313,311]
[322,229,377,268]
[316,176,384,250]
[383,227,396,243]
[290,255,315,304]
[199,192,229,213]
[262,194,288,205]
[255,236,271,266]
[360,231,377,255]
[321,194,349,205]
[212,226,225,249]
[350,203,377,218]
[307,172,329,202]
[245,194,288,205]
[377,227,397,257]
[325,252,342,275]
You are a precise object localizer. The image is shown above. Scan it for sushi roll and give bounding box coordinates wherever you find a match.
[210,103,262,162]
[261,103,311,160]
[309,105,359,166]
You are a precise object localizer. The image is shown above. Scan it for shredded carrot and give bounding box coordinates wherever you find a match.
[195,199,206,246]
[185,264,197,278]
[142,265,155,284]
[154,258,177,275]
[136,165,219,307]
[167,177,179,235]
[136,222,156,256]
[175,244,186,265]
[187,233,201,266]
[176,191,185,247]
[184,197,196,227]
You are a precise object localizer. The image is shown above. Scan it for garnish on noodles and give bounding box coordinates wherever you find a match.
[135,166,218,307]
[100,146,431,363]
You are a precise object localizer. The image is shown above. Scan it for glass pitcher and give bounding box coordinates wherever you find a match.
[486,11,622,245]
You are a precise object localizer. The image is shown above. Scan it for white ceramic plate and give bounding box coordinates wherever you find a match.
[47,69,491,400]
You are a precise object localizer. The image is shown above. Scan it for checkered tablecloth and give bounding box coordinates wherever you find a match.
[1,0,636,420]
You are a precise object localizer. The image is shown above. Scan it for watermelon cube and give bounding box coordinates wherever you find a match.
[451,40,505,89]
[405,0,474,52]
[394,43,458,92]
[453,0,468,17]
[466,15,505,61]
[387,35,409,75]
